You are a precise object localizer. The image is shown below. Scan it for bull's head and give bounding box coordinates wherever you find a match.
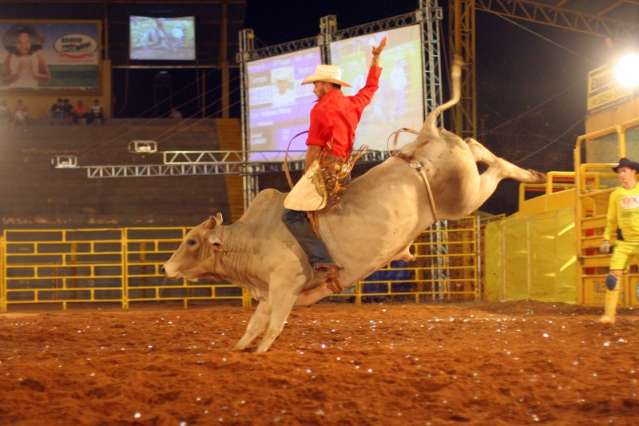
[163,212,224,280]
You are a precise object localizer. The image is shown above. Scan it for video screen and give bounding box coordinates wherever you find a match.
[330,25,424,150]
[130,16,195,61]
[247,47,322,161]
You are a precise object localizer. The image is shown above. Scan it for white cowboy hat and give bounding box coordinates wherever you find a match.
[301,64,351,87]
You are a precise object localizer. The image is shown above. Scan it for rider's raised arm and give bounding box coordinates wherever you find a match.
[350,37,386,111]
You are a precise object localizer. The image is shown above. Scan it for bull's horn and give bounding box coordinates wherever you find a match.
[204,216,216,229]
[214,212,224,226]
[418,55,463,143]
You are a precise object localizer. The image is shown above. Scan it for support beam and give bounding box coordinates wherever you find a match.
[475,0,639,40]
[450,0,476,139]
[220,0,230,118]
[79,150,391,179]
[597,1,624,17]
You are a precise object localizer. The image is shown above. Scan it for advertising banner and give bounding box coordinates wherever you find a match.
[0,21,100,91]
[587,65,632,112]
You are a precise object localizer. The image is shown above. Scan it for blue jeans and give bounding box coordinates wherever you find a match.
[282,209,333,266]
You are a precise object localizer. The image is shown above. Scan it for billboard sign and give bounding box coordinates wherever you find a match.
[0,21,100,91]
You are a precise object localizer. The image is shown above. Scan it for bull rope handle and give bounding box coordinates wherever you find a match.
[284,130,309,189]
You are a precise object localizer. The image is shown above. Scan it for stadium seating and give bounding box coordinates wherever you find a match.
[0,118,232,227]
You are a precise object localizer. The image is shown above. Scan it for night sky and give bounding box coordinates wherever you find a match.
[245,0,612,214]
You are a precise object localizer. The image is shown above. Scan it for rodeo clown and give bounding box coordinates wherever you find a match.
[599,157,639,324]
[281,37,387,292]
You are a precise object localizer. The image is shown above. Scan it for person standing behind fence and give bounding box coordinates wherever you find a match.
[599,157,639,324]
[72,100,89,124]
[88,99,104,124]
[50,98,64,123]
[62,99,72,123]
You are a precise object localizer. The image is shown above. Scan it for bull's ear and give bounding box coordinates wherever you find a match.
[214,212,224,226]
[204,216,216,229]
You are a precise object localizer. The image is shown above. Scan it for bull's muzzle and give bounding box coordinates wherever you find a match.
[162,262,181,278]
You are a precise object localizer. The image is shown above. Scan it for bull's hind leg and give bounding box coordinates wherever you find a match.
[465,138,545,207]
[233,299,270,351]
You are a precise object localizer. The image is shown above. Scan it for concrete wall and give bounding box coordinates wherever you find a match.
[0,118,232,229]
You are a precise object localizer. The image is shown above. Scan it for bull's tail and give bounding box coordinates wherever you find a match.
[417,55,462,145]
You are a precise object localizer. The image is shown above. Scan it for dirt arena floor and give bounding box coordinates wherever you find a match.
[1,301,639,425]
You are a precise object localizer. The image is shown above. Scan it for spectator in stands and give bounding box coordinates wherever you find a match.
[50,98,64,124]
[62,98,72,123]
[169,106,183,119]
[72,100,90,124]
[0,99,10,122]
[14,99,29,126]
[1,24,50,89]
[87,99,104,124]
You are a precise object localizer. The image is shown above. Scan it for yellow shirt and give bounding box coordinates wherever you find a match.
[604,183,639,242]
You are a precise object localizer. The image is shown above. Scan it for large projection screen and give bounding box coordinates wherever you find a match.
[247,47,322,161]
[330,25,424,151]
[130,16,196,61]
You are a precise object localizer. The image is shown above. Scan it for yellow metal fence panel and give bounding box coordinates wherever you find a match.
[1,227,245,311]
[485,208,577,303]
[1,220,480,310]
[351,216,479,303]
[1,236,5,312]
[574,117,639,307]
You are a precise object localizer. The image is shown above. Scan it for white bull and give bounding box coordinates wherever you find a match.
[163,59,545,352]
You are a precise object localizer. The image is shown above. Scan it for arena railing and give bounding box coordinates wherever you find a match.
[575,117,639,307]
[0,217,480,312]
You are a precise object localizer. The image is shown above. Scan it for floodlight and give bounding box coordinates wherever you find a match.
[52,155,78,169]
[129,140,158,154]
[614,53,639,89]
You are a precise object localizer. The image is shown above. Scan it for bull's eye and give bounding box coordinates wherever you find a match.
[187,239,197,246]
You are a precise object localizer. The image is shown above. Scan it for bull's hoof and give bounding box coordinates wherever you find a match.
[598,315,615,325]
[232,343,249,352]
[403,254,416,263]
[326,278,343,293]
[528,169,546,183]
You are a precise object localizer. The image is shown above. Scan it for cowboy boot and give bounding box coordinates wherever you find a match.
[313,263,343,293]
[599,289,620,325]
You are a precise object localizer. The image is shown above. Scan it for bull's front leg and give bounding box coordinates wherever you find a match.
[255,277,302,353]
[233,299,270,351]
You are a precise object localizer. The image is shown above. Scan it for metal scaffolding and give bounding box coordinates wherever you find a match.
[56,5,444,203]
[72,150,391,179]
[476,0,639,40]
[236,3,444,203]
[450,0,476,139]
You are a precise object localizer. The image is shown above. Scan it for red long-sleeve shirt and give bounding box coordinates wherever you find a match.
[306,65,382,159]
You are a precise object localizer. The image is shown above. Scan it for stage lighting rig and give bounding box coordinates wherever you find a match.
[614,52,639,89]
[128,140,158,154]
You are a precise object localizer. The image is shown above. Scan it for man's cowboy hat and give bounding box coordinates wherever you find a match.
[301,64,352,88]
[612,157,639,172]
